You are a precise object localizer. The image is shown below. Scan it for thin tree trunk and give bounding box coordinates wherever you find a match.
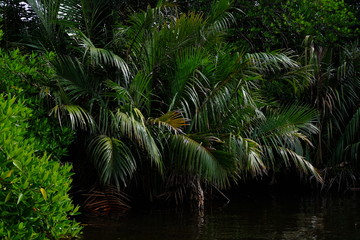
[190,178,204,210]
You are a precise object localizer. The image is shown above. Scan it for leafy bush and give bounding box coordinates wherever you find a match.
[233,0,359,50]
[0,48,75,160]
[0,31,81,239]
[0,95,82,239]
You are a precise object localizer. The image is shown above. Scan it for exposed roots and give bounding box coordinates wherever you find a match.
[82,185,131,215]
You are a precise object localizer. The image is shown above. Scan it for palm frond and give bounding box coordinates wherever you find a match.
[171,47,208,101]
[73,30,130,82]
[26,0,61,34]
[169,12,206,46]
[128,71,152,112]
[78,0,112,40]
[334,107,360,167]
[25,0,79,51]
[149,111,189,133]
[185,50,261,132]
[246,51,300,74]
[88,135,136,187]
[207,0,235,34]
[52,56,99,101]
[49,104,95,132]
[114,109,162,171]
[242,104,322,181]
[169,134,232,187]
[60,0,83,24]
[228,134,266,177]
[252,105,319,140]
[191,84,231,132]
[104,80,132,104]
[126,3,175,65]
[276,147,323,183]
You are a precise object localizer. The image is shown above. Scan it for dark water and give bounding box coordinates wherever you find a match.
[82,193,360,240]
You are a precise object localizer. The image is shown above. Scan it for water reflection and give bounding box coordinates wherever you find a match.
[82,194,360,240]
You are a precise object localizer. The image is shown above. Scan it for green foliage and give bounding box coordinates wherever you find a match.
[302,39,360,171]
[116,1,320,191]
[0,32,81,237]
[0,48,54,95]
[33,0,323,206]
[233,0,359,50]
[1,0,328,207]
[0,95,81,239]
[0,48,75,160]
[284,0,359,45]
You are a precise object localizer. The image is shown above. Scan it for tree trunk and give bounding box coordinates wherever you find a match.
[190,178,204,210]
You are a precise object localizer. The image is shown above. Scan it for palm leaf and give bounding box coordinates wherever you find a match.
[49,104,95,132]
[169,134,232,187]
[26,0,61,35]
[246,105,321,181]
[246,51,300,74]
[25,0,78,51]
[171,47,208,102]
[78,0,111,40]
[105,80,132,104]
[206,0,235,34]
[128,71,152,112]
[149,111,189,133]
[88,135,136,187]
[114,109,162,171]
[251,105,319,140]
[228,134,266,177]
[334,107,360,167]
[73,30,130,82]
[52,56,99,102]
[276,147,323,183]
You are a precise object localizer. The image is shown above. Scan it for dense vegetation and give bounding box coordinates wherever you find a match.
[0,0,359,238]
[0,95,81,239]
[0,33,81,239]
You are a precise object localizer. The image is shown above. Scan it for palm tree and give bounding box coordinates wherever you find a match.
[21,0,322,208]
[119,0,322,205]
[299,37,360,190]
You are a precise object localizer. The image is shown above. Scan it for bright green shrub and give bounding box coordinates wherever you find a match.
[0,48,75,160]
[0,95,82,239]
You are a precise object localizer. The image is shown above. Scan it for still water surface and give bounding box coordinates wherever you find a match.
[82,193,360,240]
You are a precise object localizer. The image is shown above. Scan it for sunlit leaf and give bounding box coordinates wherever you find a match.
[40,188,47,201]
